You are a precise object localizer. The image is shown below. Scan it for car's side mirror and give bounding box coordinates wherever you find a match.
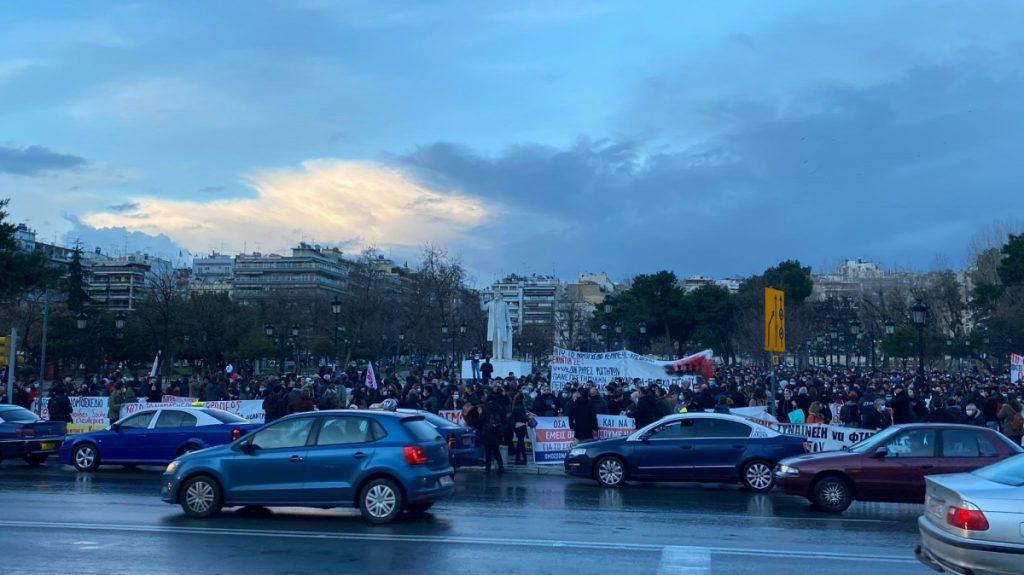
[110,423,121,432]
[240,441,258,454]
[871,446,888,459]
[639,433,651,443]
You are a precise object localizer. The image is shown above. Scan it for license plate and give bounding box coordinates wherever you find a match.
[439,475,454,487]
[39,442,57,451]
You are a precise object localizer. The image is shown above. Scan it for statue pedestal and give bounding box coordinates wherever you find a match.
[461,359,533,381]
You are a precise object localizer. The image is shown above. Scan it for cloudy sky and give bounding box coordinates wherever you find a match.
[2,1,1021,284]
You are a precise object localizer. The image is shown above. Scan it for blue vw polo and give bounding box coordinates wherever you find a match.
[160,410,455,524]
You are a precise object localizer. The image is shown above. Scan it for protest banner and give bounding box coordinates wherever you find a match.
[1012,353,1023,384]
[529,415,574,464]
[596,414,634,439]
[771,423,876,452]
[438,410,466,426]
[35,396,110,434]
[549,347,714,392]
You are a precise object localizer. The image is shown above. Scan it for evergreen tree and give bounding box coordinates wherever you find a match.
[66,245,90,312]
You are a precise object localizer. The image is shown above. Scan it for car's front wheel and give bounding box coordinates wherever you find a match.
[72,444,100,471]
[359,478,404,524]
[24,454,48,467]
[180,475,223,518]
[741,460,775,493]
[812,476,853,513]
[594,456,627,488]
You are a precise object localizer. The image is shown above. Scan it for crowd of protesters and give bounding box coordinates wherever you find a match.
[4,356,1022,471]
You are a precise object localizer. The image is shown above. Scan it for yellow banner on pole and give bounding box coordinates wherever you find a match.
[764,287,786,353]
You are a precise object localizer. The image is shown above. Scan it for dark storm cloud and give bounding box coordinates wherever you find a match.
[398,55,1024,280]
[62,214,189,264]
[0,145,86,175]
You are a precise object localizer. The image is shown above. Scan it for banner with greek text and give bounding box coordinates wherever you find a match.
[550,347,714,392]
[1012,353,1023,384]
[528,415,574,464]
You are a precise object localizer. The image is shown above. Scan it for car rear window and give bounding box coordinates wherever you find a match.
[0,407,39,423]
[403,418,442,442]
[202,409,249,424]
[420,412,458,428]
[973,454,1024,487]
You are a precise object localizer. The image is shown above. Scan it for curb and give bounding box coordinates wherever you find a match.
[456,464,565,477]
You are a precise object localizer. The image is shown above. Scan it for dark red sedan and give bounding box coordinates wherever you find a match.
[774,423,1023,513]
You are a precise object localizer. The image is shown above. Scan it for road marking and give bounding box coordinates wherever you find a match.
[0,520,917,564]
[658,546,710,574]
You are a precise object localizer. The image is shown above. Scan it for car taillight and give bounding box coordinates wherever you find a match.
[231,428,243,441]
[403,445,429,465]
[946,502,989,531]
[16,428,35,438]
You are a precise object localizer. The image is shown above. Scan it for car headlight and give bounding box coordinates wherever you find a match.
[568,447,587,457]
[777,464,799,475]
[165,461,181,475]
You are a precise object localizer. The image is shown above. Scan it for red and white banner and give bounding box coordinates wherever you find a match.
[1012,353,1023,384]
[550,347,715,392]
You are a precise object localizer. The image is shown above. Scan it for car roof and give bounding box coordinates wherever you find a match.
[890,423,999,432]
[669,412,761,425]
[284,409,407,419]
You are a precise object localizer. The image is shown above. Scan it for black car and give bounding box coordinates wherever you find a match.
[0,405,67,466]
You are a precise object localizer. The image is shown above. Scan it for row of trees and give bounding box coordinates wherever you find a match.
[1,194,485,379]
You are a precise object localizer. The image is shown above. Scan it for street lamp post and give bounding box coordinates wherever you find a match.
[75,313,87,377]
[849,319,861,368]
[911,299,929,381]
[638,321,647,354]
[614,324,622,351]
[291,323,300,371]
[457,323,466,379]
[331,296,342,367]
[883,319,895,369]
[601,324,609,352]
[828,326,838,366]
[441,322,449,376]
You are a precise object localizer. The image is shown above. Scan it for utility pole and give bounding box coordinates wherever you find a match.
[5,328,17,404]
[39,290,49,385]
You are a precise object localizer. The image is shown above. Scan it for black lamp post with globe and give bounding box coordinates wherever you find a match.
[911,299,929,381]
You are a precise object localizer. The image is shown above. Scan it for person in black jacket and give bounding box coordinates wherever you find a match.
[634,387,661,429]
[510,392,529,465]
[47,384,74,424]
[569,394,598,442]
[480,395,507,475]
[890,387,913,424]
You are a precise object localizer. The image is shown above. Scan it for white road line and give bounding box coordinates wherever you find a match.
[0,520,917,564]
[658,546,710,574]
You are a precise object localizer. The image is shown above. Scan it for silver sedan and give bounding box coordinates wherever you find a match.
[916,454,1024,575]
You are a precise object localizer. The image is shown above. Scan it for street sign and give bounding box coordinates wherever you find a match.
[764,287,786,353]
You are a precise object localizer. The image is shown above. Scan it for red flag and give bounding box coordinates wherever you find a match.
[664,349,715,380]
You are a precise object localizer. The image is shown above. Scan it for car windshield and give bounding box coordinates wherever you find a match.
[846,427,901,453]
[0,407,40,423]
[202,409,249,424]
[973,454,1024,487]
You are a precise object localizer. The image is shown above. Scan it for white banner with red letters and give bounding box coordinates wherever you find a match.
[1012,353,1023,384]
[549,347,715,393]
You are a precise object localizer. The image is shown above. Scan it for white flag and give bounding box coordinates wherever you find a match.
[364,361,378,390]
[149,351,161,377]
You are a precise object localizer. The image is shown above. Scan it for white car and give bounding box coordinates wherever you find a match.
[916,454,1024,575]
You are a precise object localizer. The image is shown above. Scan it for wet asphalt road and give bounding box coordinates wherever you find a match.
[0,460,932,575]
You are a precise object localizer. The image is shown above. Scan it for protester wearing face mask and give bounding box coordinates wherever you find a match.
[964,402,986,427]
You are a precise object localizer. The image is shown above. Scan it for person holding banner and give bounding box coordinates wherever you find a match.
[569,392,598,442]
[480,393,507,475]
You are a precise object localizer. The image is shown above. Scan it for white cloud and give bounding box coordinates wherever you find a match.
[0,57,47,82]
[80,159,492,255]
[68,77,224,124]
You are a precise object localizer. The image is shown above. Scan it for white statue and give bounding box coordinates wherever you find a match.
[485,296,514,360]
